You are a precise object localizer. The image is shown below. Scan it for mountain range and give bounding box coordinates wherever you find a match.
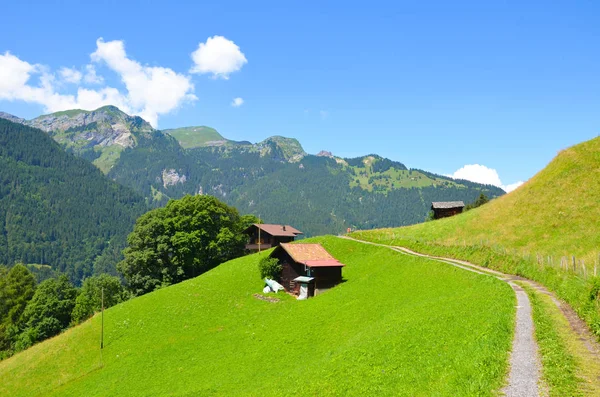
[0,106,504,278]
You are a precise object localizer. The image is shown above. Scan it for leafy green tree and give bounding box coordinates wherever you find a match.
[118,195,248,296]
[17,275,78,350]
[464,193,490,211]
[71,274,128,324]
[0,264,36,352]
[258,257,282,280]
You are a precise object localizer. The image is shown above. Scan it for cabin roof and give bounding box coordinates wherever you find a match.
[244,223,303,237]
[277,243,346,267]
[431,201,465,209]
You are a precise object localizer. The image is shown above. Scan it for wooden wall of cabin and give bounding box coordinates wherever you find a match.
[433,208,463,219]
[312,267,342,289]
[273,250,306,291]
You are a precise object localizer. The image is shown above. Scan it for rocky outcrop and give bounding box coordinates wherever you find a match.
[162,169,187,188]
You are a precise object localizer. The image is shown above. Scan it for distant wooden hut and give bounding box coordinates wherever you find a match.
[270,243,345,299]
[431,201,465,219]
[243,224,303,251]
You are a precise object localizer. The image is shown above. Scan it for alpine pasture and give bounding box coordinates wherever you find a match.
[0,237,514,396]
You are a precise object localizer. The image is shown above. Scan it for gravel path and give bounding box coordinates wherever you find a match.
[339,237,541,396]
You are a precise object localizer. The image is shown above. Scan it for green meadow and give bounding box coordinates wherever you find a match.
[350,137,600,337]
[0,237,514,396]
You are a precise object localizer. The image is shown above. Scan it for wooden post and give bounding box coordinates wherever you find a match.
[572,256,576,272]
[582,260,586,278]
[101,287,104,349]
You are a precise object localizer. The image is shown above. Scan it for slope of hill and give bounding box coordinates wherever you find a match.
[163,126,230,148]
[0,118,146,282]
[0,107,505,236]
[351,136,600,335]
[0,237,514,396]
[354,136,600,262]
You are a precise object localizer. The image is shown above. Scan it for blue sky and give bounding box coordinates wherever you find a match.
[0,1,598,191]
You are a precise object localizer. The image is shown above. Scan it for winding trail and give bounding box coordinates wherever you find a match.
[339,236,541,396]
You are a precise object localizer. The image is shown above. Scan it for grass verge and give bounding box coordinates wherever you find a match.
[350,231,600,342]
[519,283,582,396]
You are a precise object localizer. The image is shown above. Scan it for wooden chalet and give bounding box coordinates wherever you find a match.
[244,224,303,251]
[270,243,345,299]
[431,201,465,219]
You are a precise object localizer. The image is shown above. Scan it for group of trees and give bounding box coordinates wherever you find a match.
[118,194,258,296]
[0,193,258,359]
[0,119,146,282]
[0,265,125,359]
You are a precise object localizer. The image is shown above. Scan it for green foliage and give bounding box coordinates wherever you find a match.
[258,257,281,280]
[71,274,128,324]
[117,195,248,296]
[0,237,514,396]
[0,265,36,352]
[464,193,490,211]
[17,275,78,350]
[425,210,435,222]
[0,118,146,283]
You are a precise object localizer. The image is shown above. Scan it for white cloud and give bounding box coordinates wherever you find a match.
[319,110,329,119]
[0,39,197,128]
[502,181,524,193]
[231,97,244,107]
[449,164,524,193]
[58,67,82,84]
[91,38,197,126]
[190,36,247,79]
[83,64,103,84]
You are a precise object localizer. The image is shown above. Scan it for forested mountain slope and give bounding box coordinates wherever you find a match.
[0,107,505,236]
[0,119,146,283]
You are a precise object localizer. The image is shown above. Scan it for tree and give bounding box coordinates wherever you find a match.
[17,274,78,350]
[118,195,249,296]
[0,265,36,352]
[464,193,490,211]
[258,257,282,280]
[71,274,128,324]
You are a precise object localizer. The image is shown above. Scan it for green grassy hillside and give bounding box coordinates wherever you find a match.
[354,136,600,261]
[163,126,227,148]
[351,136,600,336]
[0,237,514,396]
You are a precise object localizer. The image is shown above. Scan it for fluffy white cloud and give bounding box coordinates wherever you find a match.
[0,51,38,100]
[83,64,103,84]
[91,38,197,126]
[58,67,82,84]
[0,39,198,128]
[449,164,524,193]
[190,36,247,79]
[231,97,244,107]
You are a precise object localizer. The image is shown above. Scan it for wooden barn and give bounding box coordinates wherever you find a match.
[271,243,345,299]
[431,201,465,219]
[244,224,303,251]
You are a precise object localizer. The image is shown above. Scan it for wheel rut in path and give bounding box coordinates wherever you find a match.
[339,236,541,397]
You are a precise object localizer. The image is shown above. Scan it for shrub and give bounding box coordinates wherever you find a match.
[258,257,282,280]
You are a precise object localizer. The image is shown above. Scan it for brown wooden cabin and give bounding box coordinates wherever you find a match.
[431,201,465,219]
[244,224,302,251]
[270,243,345,298]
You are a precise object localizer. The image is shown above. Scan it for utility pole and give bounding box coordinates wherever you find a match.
[101,287,104,349]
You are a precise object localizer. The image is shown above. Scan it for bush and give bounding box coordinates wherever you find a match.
[258,257,282,280]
